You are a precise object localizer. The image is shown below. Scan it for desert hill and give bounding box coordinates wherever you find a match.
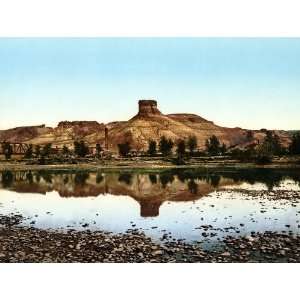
[0,100,291,152]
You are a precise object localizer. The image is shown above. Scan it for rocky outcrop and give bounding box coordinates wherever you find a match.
[0,99,292,151]
[136,100,162,117]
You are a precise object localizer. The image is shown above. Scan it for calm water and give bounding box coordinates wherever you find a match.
[0,169,300,246]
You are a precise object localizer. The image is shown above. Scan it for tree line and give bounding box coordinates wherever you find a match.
[1,131,300,162]
[117,131,300,163]
[0,140,102,160]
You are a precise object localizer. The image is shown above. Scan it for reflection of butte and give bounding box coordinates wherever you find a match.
[1,172,239,217]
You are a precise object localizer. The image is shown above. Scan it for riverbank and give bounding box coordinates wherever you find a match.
[0,215,299,263]
[0,156,300,172]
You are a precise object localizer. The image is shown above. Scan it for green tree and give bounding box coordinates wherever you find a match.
[42,143,52,157]
[24,144,33,159]
[62,145,70,156]
[176,139,186,158]
[2,142,13,160]
[118,142,131,157]
[159,136,174,157]
[187,135,197,155]
[289,133,300,155]
[74,141,89,157]
[264,131,282,155]
[205,135,221,156]
[256,139,273,164]
[147,140,157,156]
[220,143,227,155]
[35,145,41,157]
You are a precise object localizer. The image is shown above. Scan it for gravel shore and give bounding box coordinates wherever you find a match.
[1,215,299,263]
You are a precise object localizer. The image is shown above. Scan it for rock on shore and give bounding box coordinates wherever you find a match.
[0,215,299,263]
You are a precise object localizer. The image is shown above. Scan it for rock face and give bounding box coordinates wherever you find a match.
[0,99,292,151]
[136,100,162,117]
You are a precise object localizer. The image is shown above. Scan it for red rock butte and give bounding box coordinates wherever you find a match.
[137,100,162,116]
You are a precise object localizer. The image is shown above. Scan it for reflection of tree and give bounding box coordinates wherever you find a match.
[188,179,198,194]
[37,171,53,184]
[96,173,104,184]
[159,172,174,188]
[26,171,33,184]
[148,174,157,184]
[35,173,41,183]
[118,173,132,185]
[2,168,300,200]
[290,173,300,187]
[63,175,69,184]
[177,171,187,183]
[210,175,220,188]
[74,172,90,186]
[1,170,14,188]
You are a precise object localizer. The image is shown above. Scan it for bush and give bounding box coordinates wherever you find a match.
[118,142,131,157]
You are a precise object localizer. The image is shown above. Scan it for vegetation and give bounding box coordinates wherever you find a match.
[42,143,52,157]
[289,132,300,155]
[62,145,70,156]
[254,131,284,164]
[2,142,13,160]
[220,143,227,155]
[187,136,197,155]
[74,141,89,157]
[147,140,157,156]
[159,136,174,157]
[230,147,256,162]
[24,144,33,159]
[35,145,41,157]
[264,131,283,155]
[205,135,222,156]
[255,142,273,164]
[118,142,131,157]
[176,139,186,158]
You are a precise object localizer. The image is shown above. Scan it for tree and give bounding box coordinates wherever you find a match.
[147,140,157,156]
[256,142,273,164]
[62,145,70,156]
[74,141,89,157]
[2,142,13,160]
[42,143,52,157]
[264,131,282,155]
[96,143,102,158]
[176,139,186,158]
[24,144,33,159]
[118,142,131,157]
[205,135,221,156]
[289,132,300,155]
[220,143,227,155]
[159,136,174,157]
[35,145,41,157]
[187,135,197,155]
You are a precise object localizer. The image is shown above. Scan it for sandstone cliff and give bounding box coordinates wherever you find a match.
[0,100,292,151]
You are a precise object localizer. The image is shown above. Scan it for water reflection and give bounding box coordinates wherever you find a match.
[1,169,300,218]
[0,168,300,244]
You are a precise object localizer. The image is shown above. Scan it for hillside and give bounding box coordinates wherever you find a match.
[0,100,292,152]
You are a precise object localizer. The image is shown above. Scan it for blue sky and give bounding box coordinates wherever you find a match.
[0,38,299,130]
